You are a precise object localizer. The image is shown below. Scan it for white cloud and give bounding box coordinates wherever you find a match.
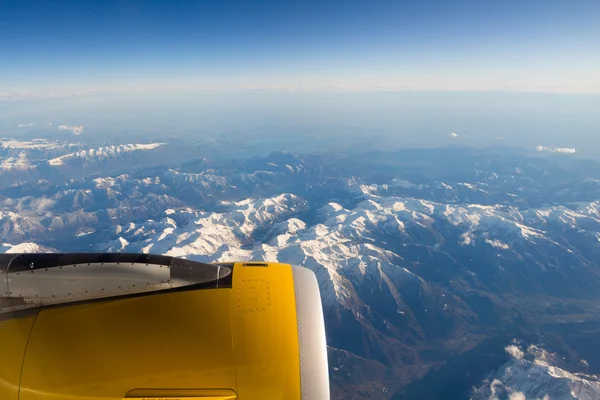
[449,132,459,138]
[505,345,524,360]
[485,239,510,250]
[536,146,576,154]
[58,124,84,135]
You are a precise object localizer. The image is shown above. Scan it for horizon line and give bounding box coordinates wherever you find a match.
[2,87,600,101]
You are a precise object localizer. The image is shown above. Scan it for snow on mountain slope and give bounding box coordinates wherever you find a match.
[0,242,58,253]
[471,343,600,400]
[0,138,79,174]
[0,210,48,240]
[1,139,179,189]
[0,189,183,243]
[47,143,166,166]
[162,169,227,188]
[1,138,68,150]
[1,152,32,171]
[95,192,600,295]
[104,193,309,258]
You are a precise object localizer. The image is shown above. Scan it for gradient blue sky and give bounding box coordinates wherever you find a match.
[1,0,599,93]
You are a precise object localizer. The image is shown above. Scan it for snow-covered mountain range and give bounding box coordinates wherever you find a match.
[47,143,165,166]
[0,138,198,187]
[471,342,600,400]
[3,139,600,399]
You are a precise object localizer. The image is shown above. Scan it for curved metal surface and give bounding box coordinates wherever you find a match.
[292,266,331,400]
[0,257,330,400]
[0,253,232,313]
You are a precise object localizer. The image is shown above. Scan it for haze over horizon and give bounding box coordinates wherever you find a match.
[2,0,600,157]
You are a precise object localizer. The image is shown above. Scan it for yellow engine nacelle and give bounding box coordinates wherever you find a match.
[0,254,329,400]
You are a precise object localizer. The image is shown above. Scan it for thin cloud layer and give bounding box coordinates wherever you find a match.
[536,146,576,154]
[58,125,84,135]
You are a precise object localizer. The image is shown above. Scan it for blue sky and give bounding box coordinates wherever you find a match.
[1,0,599,93]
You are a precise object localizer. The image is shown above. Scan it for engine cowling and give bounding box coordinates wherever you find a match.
[0,254,330,400]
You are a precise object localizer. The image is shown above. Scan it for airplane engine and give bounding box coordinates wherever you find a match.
[0,253,330,400]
